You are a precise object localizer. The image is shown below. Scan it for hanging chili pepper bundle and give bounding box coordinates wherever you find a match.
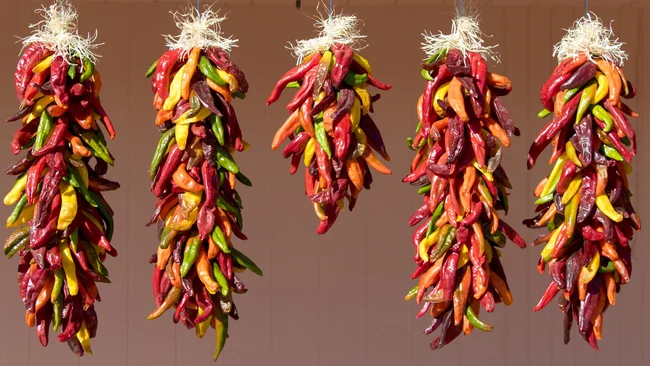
[145,7,260,361]
[526,14,638,350]
[3,0,117,356]
[404,15,526,349]
[267,10,391,234]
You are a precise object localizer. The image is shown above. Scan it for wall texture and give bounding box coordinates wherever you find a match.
[0,1,647,366]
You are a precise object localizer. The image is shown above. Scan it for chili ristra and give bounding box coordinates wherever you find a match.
[526,26,638,349]
[405,47,525,350]
[145,18,259,360]
[267,43,392,234]
[4,1,118,357]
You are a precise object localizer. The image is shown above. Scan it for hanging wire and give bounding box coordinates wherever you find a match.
[585,0,589,18]
[459,0,463,17]
[196,0,200,14]
[329,0,333,20]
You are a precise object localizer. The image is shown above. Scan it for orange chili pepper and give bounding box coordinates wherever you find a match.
[228,172,236,190]
[453,266,472,325]
[595,59,621,106]
[206,78,232,103]
[64,131,92,157]
[435,211,449,228]
[361,148,391,175]
[271,110,301,150]
[534,177,548,197]
[416,257,445,303]
[429,301,451,318]
[486,72,512,89]
[91,70,102,96]
[483,116,511,147]
[216,208,233,239]
[171,262,183,289]
[432,117,449,132]
[181,48,201,100]
[196,247,219,294]
[578,281,588,301]
[35,275,55,313]
[603,272,617,306]
[488,271,512,306]
[345,159,364,192]
[26,311,35,327]
[155,108,173,126]
[153,92,164,110]
[416,94,424,122]
[411,145,427,173]
[172,163,204,192]
[448,77,469,122]
[157,243,174,270]
[537,204,558,227]
[554,90,566,116]
[299,96,315,138]
[207,237,220,260]
[47,104,67,117]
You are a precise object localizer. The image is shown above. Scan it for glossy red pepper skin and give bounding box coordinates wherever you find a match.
[540,72,571,111]
[50,56,69,107]
[14,43,50,102]
[267,53,322,106]
[205,48,249,93]
[330,44,354,89]
[88,94,116,140]
[153,145,184,197]
[422,65,451,136]
[154,49,182,99]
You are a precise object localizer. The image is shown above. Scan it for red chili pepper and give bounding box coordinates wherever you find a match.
[334,114,352,160]
[540,72,572,111]
[366,73,392,91]
[330,44,354,89]
[440,253,459,301]
[422,65,451,136]
[153,145,184,197]
[50,56,69,107]
[33,122,67,157]
[154,49,182,99]
[14,43,50,102]
[267,53,322,106]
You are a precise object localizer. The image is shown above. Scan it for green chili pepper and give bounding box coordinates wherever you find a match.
[576,79,597,123]
[88,190,114,241]
[65,166,98,207]
[145,59,158,78]
[562,87,580,104]
[51,269,64,303]
[70,228,79,252]
[295,125,305,134]
[216,196,243,230]
[80,58,95,83]
[497,184,509,214]
[592,105,614,133]
[537,109,552,118]
[7,193,28,225]
[431,226,456,262]
[547,214,564,231]
[235,172,252,187]
[67,64,77,80]
[180,236,201,277]
[159,227,178,249]
[198,56,227,86]
[208,114,225,146]
[21,137,35,151]
[187,94,203,119]
[286,81,301,89]
[406,137,417,150]
[34,110,54,151]
[425,48,446,64]
[75,127,114,165]
[421,69,434,81]
[218,170,226,185]
[213,310,229,361]
[232,91,246,99]
[466,305,494,331]
[534,192,554,205]
[212,263,230,297]
[233,190,243,209]
[427,201,445,237]
[343,71,369,86]
[5,235,29,259]
[621,136,631,146]
[404,285,418,300]
[598,261,616,273]
[314,116,331,158]
[210,225,230,254]
[230,248,263,276]
[485,228,506,248]
[601,144,624,161]
[52,292,63,331]
[418,185,432,195]
[215,146,239,174]
[82,241,109,276]
[149,126,176,180]
[479,181,493,204]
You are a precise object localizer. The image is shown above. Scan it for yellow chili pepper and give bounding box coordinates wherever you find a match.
[353,85,371,115]
[540,154,568,197]
[620,161,633,175]
[57,182,77,231]
[336,198,345,210]
[595,194,623,222]
[72,158,90,188]
[353,127,367,146]
[472,160,494,182]
[457,244,470,269]
[7,203,35,228]
[181,191,203,218]
[58,239,79,296]
[565,141,582,167]
[433,82,451,118]
[320,51,333,71]
[169,206,199,231]
[540,224,564,262]
[352,53,372,74]
[418,227,442,262]
[215,69,239,93]
[579,251,600,284]
[313,201,328,221]
[593,72,609,105]
[4,175,29,206]
[32,55,54,73]
[303,138,316,166]
[175,107,211,126]
[350,97,361,130]
[25,95,55,124]
[195,307,211,339]
[176,123,190,150]
[163,64,188,111]
[565,189,581,237]
[561,173,583,204]
[76,320,93,355]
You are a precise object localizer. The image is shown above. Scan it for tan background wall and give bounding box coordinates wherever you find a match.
[0,1,648,365]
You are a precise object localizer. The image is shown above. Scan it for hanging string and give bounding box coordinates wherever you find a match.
[459,0,463,17]
[329,0,333,20]
[196,0,200,14]
[585,0,589,18]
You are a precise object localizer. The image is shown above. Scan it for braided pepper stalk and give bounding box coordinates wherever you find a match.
[145,8,260,361]
[3,1,117,356]
[526,14,638,350]
[404,16,526,349]
[267,12,391,234]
